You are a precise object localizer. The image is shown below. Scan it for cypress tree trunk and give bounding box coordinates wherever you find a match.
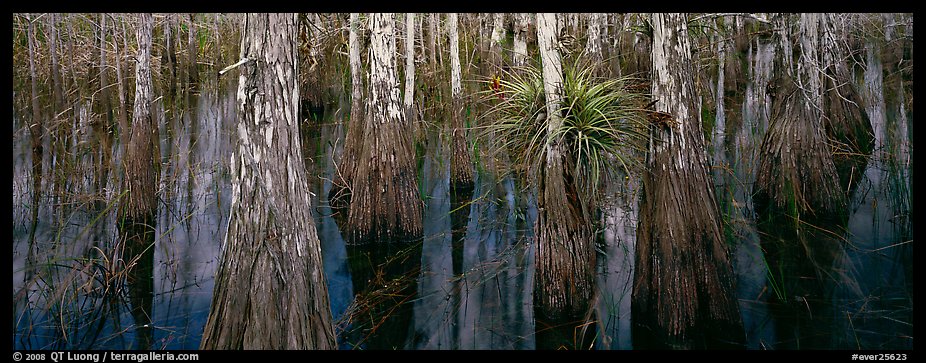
[757,13,845,218]
[26,13,44,246]
[48,14,64,115]
[404,13,416,136]
[331,13,365,205]
[512,13,529,68]
[200,13,336,349]
[821,13,873,155]
[162,14,178,98]
[428,13,438,75]
[121,13,158,227]
[346,13,423,243]
[488,13,506,75]
[583,13,604,75]
[632,13,745,350]
[533,12,595,322]
[114,15,130,147]
[754,13,847,350]
[96,13,113,211]
[448,13,473,185]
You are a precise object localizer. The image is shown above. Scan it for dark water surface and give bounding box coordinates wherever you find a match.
[12,39,912,350]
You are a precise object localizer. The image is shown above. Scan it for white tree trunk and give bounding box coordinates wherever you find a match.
[404,13,416,119]
[537,14,564,133]
[584,13,603,65]
[489,13,506,74]
[349,13,363,128]
[449,13,462,98]
[512,13,529,68]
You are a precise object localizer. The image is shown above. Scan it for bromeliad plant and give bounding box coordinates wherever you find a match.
[481,60,649,207]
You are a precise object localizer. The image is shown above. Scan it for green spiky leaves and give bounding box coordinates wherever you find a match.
[480,60,648,206]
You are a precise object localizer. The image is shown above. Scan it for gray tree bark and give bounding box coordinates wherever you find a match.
[583,13,604,75]
[512,13,529,68]
[632,13,745,349]
[114,14,130,146]
[756,13,845,217]
[162,14,178,97]
[820,13,873,154]
[404,13,416,135]
[332,12,366,199]
[448,13,473,185]
[533,13,596,319]
[200,13,336,349]
[120,13,158,225]
[346,13,423,242]
[25,13,44,246]
[488,13,506,75]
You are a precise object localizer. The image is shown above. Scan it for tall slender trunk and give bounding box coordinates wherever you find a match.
[163,14,178,98]
[512,14,529,69]
[448,13,472,185]
[96,13,113,210]
[26,13,44,246]
[120,13,158,226]
[584,13,604,75]
[346,13,423,243]
[608,14,622,78]
[489,13,506,75]
[331,13,365,204]
[114,14,130,146]
[200,13,336,349]
[50,13,71,216]
[632,13,745,350]
[428,13,438,76]
[48,14,64,113]
[533,12,596,325]
[404,13,416,136]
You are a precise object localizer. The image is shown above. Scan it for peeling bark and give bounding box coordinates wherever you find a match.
[200,13,336,349]
[632,13,745,349]
[121,13,158,225]
[583,13,604,75]
[820,13,874,154]
[331,13,366,203]
[346,13,423,243]
[512,13,529,68]
[488,13,506,75]
[533,13,595,320]
[448,13,473,185]
[756,13,845,218]
[404,13,416,135]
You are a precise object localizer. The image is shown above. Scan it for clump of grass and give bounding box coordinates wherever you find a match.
[479,61,648,206]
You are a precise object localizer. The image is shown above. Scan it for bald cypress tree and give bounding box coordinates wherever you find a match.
[200,13,336,350]
[631,13,745,349]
